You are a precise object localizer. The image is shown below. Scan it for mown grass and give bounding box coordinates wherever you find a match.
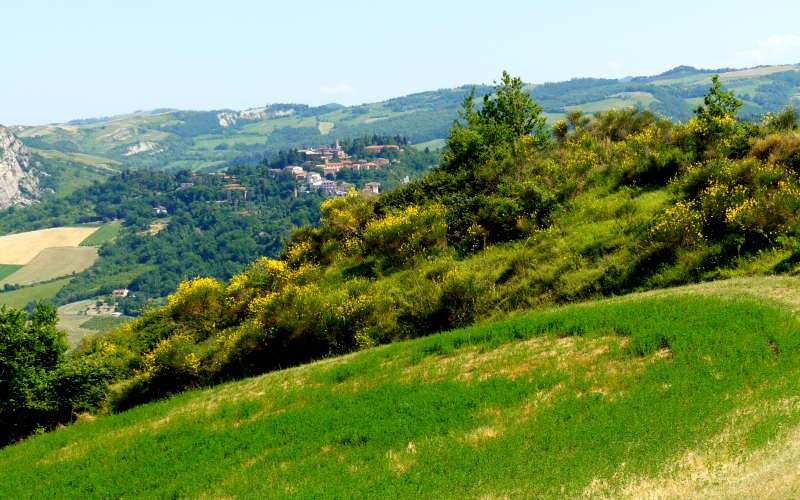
[2,291,799,498]
[0,264,23,281]
[0,278,72,309]
[79,221,121,246]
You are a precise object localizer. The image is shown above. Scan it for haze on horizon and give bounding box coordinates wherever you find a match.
[3,0,800,126]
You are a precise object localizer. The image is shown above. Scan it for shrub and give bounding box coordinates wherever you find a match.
[362,204,448,267]
[590,108,660,142]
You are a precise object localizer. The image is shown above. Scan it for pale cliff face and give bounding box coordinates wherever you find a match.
[0,125,40,209]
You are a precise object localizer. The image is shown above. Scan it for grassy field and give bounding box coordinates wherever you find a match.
[0,278,72,309]
[0,264,23,281]
[412,138,446,151]
[57,315,99,348]
[0,247,98,287]
[0,227,99,265]
[80,221,122,246]
[79,316,130,331]
[2,278,799,498]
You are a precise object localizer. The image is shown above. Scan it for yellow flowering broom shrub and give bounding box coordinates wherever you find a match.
[363,203,447,266]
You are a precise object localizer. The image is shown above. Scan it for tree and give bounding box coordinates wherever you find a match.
[694,74,743,121]
[441,71,548,173]
[480,71,548,145]
[690,75,746,156]
[0,303,108,446]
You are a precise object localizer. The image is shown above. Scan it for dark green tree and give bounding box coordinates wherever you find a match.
[0,304,108,446]
[442,71,548,173]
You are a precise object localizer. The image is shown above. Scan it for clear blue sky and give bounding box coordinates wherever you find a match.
[3,0,800,125]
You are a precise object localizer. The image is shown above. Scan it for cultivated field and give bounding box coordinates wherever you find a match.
[0,278,72,309]
[80,221,122,246]
[0,247,98,286]
[720,64,799,78]
[0,264,22,281]
[2,277,799,498]
[0,227,99,265]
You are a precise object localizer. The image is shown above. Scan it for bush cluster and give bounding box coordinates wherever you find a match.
[0,304,109,446]
[66,74,800,415]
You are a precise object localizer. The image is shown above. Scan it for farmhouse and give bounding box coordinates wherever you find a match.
[112,289,130,297]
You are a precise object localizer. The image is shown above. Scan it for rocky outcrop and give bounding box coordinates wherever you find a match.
[0,125,40,209]
[217,106,295,127]
[123,141,163,156]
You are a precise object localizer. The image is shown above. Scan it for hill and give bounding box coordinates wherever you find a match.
[10,63,800,174]
[1,277,799,498]
[3,72,800,496]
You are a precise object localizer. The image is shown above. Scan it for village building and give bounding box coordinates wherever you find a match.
[364,182,381,194]
[284,165,305,175]
[153,205,168,215]
[364,144,399,153]
[111,289,130,298]
[320,180,337,195]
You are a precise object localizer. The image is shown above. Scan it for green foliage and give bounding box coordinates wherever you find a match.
[0,303,109,446]
[763,105,799,133]
[442,71,548,174]
[694,74,743,121]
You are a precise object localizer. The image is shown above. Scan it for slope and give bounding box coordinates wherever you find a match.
[1,277,799,498]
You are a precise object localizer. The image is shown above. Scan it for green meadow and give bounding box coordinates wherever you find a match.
[80,221,122,246]
[0,277,72,309]
[0,264,23,282]
[2,281,799,498]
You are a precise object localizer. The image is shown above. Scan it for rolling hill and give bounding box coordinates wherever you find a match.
[1,277,799,498]
[11,63,800,174]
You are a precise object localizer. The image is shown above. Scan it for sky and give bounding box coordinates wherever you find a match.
[2,0,800,125]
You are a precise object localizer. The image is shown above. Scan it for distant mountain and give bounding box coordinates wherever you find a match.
[9,63,800,175]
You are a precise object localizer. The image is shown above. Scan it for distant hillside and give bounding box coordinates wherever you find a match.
[12,63,800,173]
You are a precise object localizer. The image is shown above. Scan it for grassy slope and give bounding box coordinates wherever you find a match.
[15,65,800,173]
[1,277,799,498]
[0,278,72,309]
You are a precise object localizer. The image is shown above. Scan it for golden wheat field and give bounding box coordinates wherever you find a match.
[0,227,99,265]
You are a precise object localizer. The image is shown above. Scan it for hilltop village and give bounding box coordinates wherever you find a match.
[270,140,403,196]
[153,140,403,216]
